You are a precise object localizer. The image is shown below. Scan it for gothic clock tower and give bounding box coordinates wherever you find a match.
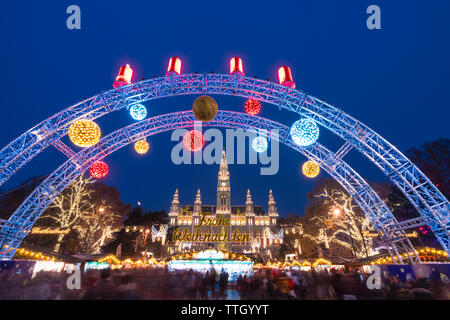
[217,151,231,214]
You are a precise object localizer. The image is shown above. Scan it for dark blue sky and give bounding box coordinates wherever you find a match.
[1,1,449,216]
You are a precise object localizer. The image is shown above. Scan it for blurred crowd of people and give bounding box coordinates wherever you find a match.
[0,266,448,300]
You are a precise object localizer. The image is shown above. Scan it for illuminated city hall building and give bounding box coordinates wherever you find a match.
[168,152,283,256]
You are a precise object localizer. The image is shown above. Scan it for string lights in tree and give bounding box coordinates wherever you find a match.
[252,136,268,153]
[302,160,320,178]
[68,119,101,147]
[244,99,261,115]
[129,104,148,121]
[183,130,205,152]
[90,161,109,178]
[290,118,320,147]
[134,139,149,154]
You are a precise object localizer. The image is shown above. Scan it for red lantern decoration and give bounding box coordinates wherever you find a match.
[278,65,295,89]
[183,130,204,152]
[244,99,261,115]
[90,161,109,178]
[166,57,182,75]
[229,57,244,76]
[113,64,133,88]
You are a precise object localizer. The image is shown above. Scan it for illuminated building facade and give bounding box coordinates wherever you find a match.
[168,152,283,255]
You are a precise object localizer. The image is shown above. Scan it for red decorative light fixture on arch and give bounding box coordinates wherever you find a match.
[244,98,261,115]
[183,130,205,152]
[90,161,109,179]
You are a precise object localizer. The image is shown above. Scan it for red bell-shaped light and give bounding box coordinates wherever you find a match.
[229,57,244,76]
[166,57,182,75]
[113,64,133,88]
[278,65,295,89]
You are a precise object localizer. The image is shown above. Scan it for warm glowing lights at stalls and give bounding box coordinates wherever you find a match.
[134,139,150,154]
[302,160,320,178]
[183,130,205,152]
[14,248,55,261]
[371,247,449,265]
[113,64,134,88]
[68,119,101,148]
[89,161,109,179]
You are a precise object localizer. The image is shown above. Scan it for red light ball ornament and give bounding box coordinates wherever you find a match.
[183,130,205,152]
[90,161,109,179]
[245,99,261,115]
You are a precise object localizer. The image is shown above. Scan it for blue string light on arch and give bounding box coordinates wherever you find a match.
[290,118,320,147]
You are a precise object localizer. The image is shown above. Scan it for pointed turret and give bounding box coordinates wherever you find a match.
[268,189,278,217]
[169,189,180,225]
[169,189,179,214]
[194,189,202,215]
[245,189,254,215]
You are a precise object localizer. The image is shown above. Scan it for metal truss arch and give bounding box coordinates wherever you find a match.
[1,111,417,262]
[0,73,447,253]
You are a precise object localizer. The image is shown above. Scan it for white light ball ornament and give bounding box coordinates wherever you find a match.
[290,118,320,147]
[252,136,268,153]
[129,104,147,121]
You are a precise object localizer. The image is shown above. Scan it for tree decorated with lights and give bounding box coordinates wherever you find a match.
[36,175,130,254]
[74,200,123,254]
[305,187,376,258]
[39,174,95,252]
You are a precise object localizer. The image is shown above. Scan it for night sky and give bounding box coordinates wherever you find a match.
[1,1,449,217]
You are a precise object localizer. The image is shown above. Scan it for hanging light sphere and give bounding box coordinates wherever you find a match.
[90,161,109,179]
[252,136,268,153]
[183,130,205,152]
[192,95,218,121]
[244,99,261,115]
[290,118,320,147]
[129,104,147,121]
[302,160,320,178]
[134,139,149,154]
[68,119,101,148]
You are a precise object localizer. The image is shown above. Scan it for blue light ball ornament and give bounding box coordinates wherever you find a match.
[290,118,320,147]
[252,136,268,153]
[129,104,147,121]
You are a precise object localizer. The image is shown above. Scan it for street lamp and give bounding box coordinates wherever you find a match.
[329,206,357,258]
[98,207,105,213]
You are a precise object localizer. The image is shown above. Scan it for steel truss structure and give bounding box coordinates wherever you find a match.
[0,111,417,261]
[0,73,448,260]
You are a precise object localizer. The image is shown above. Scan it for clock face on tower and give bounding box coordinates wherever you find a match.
[221,182,226,187]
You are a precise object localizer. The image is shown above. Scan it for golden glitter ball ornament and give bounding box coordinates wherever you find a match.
[134,139,149,154]
[302,160,320,178]
[192,95,218,121]
[68,119,101,148]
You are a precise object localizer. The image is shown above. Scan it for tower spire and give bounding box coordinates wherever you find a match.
[246,189,254,215]
[194,189,202,215]
[217,151,231,214]
[268,189,278,216]
[170,189,179,213]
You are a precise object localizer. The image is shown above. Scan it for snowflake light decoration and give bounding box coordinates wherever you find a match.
[252,136,268,153]
[129,104,147,121]
[290,118,320,147]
